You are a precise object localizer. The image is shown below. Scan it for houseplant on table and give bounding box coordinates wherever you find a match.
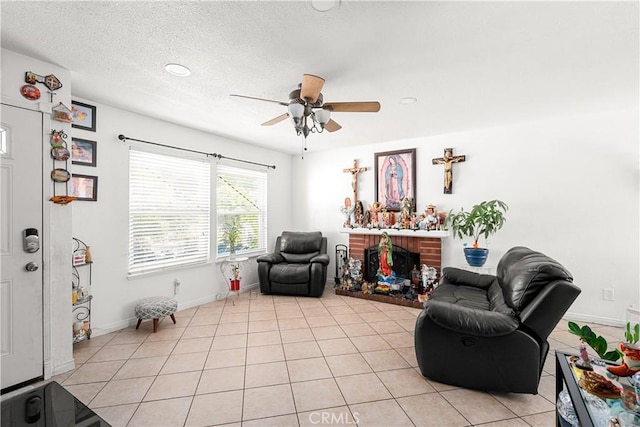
[445,199,508,267]
[223,216,242,260]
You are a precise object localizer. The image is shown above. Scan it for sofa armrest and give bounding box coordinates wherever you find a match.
[256,253,284,264]
[441,267,496,290]
[310,254,330,265]
[423,299,519,337]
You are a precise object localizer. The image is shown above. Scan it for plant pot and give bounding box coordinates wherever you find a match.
[464,247,489,267]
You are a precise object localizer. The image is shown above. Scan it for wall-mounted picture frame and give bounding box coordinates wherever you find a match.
[71,100,96,132]
[71,138,97,166]
[70,174,98,201]
[374,148,416,211]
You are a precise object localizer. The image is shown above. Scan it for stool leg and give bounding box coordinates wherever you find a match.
[136,319,142,330]
[153,319,158,333]
[170,314,177,324]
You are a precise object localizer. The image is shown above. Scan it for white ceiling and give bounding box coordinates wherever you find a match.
[1,1,638,155]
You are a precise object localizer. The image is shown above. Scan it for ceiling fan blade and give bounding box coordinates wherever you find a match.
[300,74,325,103]
[324,119,342,132]
[261,113,289,126]
[230,94,289,106]
[323,101,381,112]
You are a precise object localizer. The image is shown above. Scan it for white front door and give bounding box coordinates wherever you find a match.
[1,104,44,390]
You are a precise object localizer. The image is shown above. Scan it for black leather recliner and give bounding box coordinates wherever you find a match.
[257,231,329,297]
[415,246,581,393]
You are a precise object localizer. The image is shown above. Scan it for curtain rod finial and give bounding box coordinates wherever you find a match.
[118,134,127,141]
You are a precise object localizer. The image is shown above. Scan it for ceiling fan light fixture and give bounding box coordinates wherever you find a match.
[315,109,331,126]
[288,103,305,123]
[164,63,191,77]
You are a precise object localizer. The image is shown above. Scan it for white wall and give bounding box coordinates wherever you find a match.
[292,109,639,325]
[69,99,292,335]
[1,49,75,376]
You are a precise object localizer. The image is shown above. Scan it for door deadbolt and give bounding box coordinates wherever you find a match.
[25,262,39,272]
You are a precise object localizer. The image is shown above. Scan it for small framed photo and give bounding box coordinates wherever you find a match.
[71,100,96,132]
[374,148,416,211]
[71,138,97,166]
[70,174,98,201]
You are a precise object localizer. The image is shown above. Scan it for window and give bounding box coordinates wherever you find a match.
[216,164,267,257]
[128,148,211,276]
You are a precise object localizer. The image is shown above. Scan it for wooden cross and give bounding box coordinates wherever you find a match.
[432,148,466,194]
[343,159,368,204]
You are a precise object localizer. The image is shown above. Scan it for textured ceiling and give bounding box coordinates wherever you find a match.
[1,1,638,154]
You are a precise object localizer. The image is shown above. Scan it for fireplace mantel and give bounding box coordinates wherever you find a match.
[340,228,449,239]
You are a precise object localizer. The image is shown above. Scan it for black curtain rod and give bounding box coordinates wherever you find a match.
[117,134,276,169]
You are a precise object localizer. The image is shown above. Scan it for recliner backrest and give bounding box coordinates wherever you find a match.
[279,231,323,263]
[497,246,573,312]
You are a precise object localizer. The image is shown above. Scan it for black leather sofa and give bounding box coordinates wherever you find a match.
[257,231,329,297]
[415,246,581,393]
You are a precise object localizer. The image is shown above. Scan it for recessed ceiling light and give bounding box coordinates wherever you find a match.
[310,0,341,12]
[165,63,191,77]
[400,97,418,104]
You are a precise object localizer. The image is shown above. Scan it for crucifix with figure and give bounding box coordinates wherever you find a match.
[432,148,466,194]
[343,159,368,204]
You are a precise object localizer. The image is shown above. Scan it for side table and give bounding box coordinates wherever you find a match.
[219,257,249,304]
[457,264,493,275]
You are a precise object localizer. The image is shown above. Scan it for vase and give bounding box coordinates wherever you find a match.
[464,247,489,267]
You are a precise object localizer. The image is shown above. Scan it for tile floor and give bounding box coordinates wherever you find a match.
[46,286,623,427]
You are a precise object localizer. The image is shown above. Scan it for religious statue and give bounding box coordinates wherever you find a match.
[420,204,438,230]
[340,197,355,227]
[377,232,396,282]
[354,201,365,227]
[432,148,466,194]
[401,197,414,229]
[368,202,382,227]
[343,160,367,207]
[436,210,447,230]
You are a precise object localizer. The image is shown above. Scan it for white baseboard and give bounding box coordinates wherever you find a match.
[564,311,627,327]
[51,359,75,377]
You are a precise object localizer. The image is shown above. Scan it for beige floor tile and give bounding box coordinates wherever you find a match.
[521,411,556,426]
[243,384,295,421]
[327,305,356,316]
[220,312,249,324]
[339,322,377,337]
[244,414,299,427]
[379,331,414,348]
[196,366,244,394]
[143,371,201,401]
[248,319,280,333]
[369,320,405,334]
[160,351,207,374]
[325,353,373,377]
[249,310,277,321]
[174,307,197,318]
[332,313,365,325]
[441,388,516,425]
[189,314,221,326]
[93,403,137,427]
[172,337,213,354]
[245,361,290,388]
[62,382,106,405]
[216,321,249,336]
[75,332,117,348]
[361,349,409,371]
[87,343,139,363]
[361,311,392,323]
[395,318,418,332]
[64,360,125,385]
[248,330,282,347]
[298,406,356,427]
[128,396,192,426]
[108,331,150,345]
[211,334,247,350]
[397,393,469,427]
[280,327,315,343]
[283,341,323,360]
[276,309,304,319]
[301,307,330,317]
[204,347,246,369]
[187,390,244,426]
[90,376,154,408]
[490,392,555,417]
[223,304,250,314]
[350,303,382,314]
[113,355,167,380]
[278,317,310,331]
[348,399,414,427]
[246,343,285,364]
[287,357,333,382]
[317,337,358,356]
[536,374,556,403]
[311,325,347,340]
[144,327,186,342]
[131,340,177,358]
[350,335,391,352]
[181,324,217,339]
[335,372,391,404]
[72,346,101,364]
[291,378,346,412]
[474,418,531,427]
[306,316,338,328]
[396,346,419,367]
[321,299,348,307]
[377,367,436,397]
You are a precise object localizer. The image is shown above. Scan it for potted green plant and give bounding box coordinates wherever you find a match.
[223,216,242,260]
[445,199,508,267]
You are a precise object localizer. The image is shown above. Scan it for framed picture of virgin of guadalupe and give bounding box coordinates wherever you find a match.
[374,148,416,211]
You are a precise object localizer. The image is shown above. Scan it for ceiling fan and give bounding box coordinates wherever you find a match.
[231,74,381,144]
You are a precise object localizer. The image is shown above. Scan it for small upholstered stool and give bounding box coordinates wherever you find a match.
[135,296,177,333]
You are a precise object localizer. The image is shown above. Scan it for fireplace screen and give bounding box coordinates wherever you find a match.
[364,244,419,283]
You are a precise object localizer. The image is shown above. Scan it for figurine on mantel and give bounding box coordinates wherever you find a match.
[340,197,355,227]
[420,204,439,230]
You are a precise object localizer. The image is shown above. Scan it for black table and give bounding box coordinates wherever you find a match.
[1,381,110,426]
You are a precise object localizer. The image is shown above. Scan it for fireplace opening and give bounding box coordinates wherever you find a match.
[364,244,420,283]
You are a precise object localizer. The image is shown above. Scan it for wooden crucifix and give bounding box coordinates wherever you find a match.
[343,159,368,204]
[432,148,466,194]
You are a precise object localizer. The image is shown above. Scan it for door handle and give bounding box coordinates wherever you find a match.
[25,262,39,272]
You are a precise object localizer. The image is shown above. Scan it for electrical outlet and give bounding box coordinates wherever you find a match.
[603,288,615,301]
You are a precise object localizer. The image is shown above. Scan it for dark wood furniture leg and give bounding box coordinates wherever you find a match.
[170,314,176,324]
[153,318,158,333]
[136,319,142,330]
